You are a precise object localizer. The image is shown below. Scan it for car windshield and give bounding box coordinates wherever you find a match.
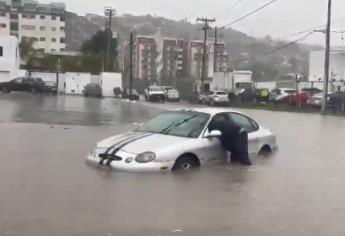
[216,92,227,95]
[138,111,210,138]
[168,90,178,94]
[150,87,163,91]
[45,81,56,86]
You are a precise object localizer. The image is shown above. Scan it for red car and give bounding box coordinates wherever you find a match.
[287,92,310,105]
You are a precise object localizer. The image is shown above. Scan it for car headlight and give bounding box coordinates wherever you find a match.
[135,152,156,163]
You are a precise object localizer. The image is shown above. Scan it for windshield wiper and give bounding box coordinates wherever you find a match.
[161,115,198,135]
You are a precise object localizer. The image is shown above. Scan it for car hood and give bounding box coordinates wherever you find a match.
[97,132,191,154]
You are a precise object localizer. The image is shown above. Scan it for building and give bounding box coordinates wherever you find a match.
[0,0,66,53]
[309,49,345,82]
[208,42,228,75]
[122,35,229,92]
[135,35,158,85]
[0,35,20,82]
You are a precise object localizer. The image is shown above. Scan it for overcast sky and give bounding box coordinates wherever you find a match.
[44,0,345,46]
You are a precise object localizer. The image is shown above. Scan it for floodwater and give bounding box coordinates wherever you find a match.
[1,94,345,236]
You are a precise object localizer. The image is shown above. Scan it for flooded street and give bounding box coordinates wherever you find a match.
[1,95,345,236]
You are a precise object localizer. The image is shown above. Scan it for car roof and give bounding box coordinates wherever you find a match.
[180,107,245,116]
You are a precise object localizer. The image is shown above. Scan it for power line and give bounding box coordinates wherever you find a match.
[289,18,343,37]
[215,0,245,19]
[219,0,279,30]
[229,32,314,64]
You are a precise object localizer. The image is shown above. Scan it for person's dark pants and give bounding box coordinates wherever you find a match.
[228,131,252,165]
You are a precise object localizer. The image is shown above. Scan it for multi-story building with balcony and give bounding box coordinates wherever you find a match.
[0,0,66,53]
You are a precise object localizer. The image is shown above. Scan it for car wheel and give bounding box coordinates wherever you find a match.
[258,145,272,157]
[1,87,10,94]
[172,155,200,171]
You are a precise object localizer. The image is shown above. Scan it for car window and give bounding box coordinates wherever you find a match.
[14,78,23,83]
[216,92,227,95]
[229,113,258,133]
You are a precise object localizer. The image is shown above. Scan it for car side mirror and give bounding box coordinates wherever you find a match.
[205,130,222,138]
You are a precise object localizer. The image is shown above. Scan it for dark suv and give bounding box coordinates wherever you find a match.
[0,77,50,94]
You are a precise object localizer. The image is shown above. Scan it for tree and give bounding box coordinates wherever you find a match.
[80,29,118,72]
[19,38,37,62]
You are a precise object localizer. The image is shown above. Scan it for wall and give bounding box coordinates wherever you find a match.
[101,72,122,97]
[0,36,19,82]
[64,72,91,95]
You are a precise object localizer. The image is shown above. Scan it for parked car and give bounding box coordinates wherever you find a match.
[43,81,57,94]
[269,88,296,103]
[0,77,50,94]
[307,92,330,108]
[145,86,166,102]
[328,92,345,112]
[86,108,277,172]
[83,83,102,98]
[240,88,256,102]
[166,89,180,102]
[122,88,140,101]
[197,91,213,104]
[205,91,230,106]
[162,86,173,93]
[287,91,310,105]
[301,87,322,96]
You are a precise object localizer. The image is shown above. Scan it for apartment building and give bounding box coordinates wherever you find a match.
[190,41,207,83]
[0,0,66,53]
[136,35,158,84]
[209,42,228,74]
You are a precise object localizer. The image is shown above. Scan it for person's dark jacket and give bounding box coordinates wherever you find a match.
[209,120,242,150]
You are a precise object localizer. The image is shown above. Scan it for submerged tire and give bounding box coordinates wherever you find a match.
[172,155,200,171]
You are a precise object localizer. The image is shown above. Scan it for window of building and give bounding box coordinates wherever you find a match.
[22,25,35,31]
[60,26,65,31]
[60,37,65,43]
[0,46,3,57]
[40,37,45,41]
[51,38,56,42]
[51,27,56,31]
[0,12,6,17]
[51,49,56,52]
[40,15,45,19]
[10,13,18,20]
[22,14,28,18]
[10,22,18,31]
[51,16,56,20]
[40,26,46,31]
[60,48,65,51]
[0,23,6,28]
[60,16,65,21]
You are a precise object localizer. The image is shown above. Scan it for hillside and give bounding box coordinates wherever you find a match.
[65,12,322,81]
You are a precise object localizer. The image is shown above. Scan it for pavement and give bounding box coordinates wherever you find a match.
[1,94,345,236]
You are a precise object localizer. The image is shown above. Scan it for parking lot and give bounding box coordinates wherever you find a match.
[1,94,345,236]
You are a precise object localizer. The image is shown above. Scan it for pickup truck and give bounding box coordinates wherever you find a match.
[145,86,166,102]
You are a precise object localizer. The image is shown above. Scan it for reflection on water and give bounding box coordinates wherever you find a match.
[0,95,162,126]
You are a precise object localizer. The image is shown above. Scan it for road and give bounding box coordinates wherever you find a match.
[1,94,345,236]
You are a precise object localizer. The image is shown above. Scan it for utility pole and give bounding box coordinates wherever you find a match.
[197,17,215,93]
[129,32,134,99]
[321,0,332,114]
[104,6,115,72]
[214,27,218,73]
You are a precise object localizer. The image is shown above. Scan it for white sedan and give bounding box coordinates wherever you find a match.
[86,108,277,172]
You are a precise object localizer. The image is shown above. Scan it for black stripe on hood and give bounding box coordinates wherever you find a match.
[110,133,154,156]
